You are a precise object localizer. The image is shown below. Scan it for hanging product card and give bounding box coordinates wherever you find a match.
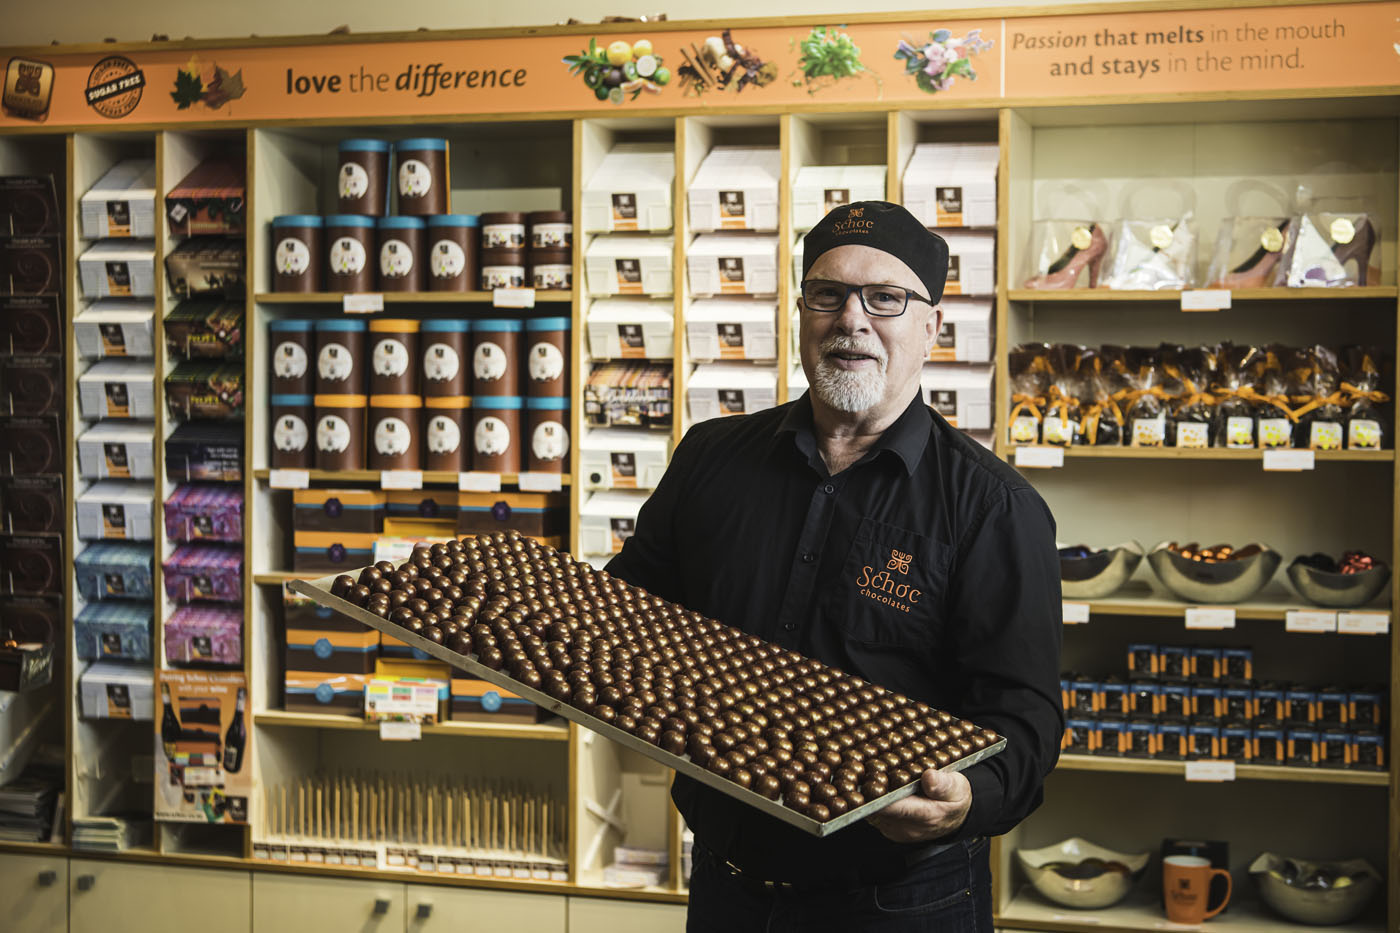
[1263,449,1314,471]
[1179,289,1231,311]
[154,669,250,824]
[492,287,536,309]
[1185,760,1236,782]
[380,469,422,490]
[458,472,502,492]
[379,720,422,741]
[1285,610,1337,633]
[269,468,310,489]
[1185,608,1236,630]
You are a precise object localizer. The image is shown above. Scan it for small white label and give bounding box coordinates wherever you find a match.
[183,766,220,786]
[1062,602,1090,624]
[1185,607,1236,630]
[1052,916,1101,925]
[1338,611,1390,635]
[1185,760,1236,782]
[380,469,423,490]
[343,293,384,313]
[518,471,563,492]
[1285,610,1337,633]
[1263,449,1314,471]
[379,720,422,741]
[1014,446,1064,469]
[458,471,503,492]
[269,468,310,489]
[1180,289,1231,311]
[492,287,537,308]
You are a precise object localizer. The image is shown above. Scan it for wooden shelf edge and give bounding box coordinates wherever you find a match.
[1072,593,1391,622]
[253,572,312,585]
[1008,445,1394,462]
[995,888,1387,933]
[252,469,570,487]
[254,291,573,304]
[253,709,570,741]
[1007,286,1398,303]
[1056,753,1387,786]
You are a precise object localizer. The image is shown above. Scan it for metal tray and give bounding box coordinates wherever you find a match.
[290,570,1007,838]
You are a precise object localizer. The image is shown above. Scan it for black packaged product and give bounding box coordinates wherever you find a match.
[1007,343,1052,445]
[0,415,61,474]
[0,295,62,354]
[1040,344,1084,447]
[165,421,243,483]
[1288,345,1345,451]
[1077,348,1123,446]
[0,176,61,235]
[1340,346,1391,450]
[0,236,63,295]
[1253,345,1295,449]
[0,474,62,533]
[0,532,62,594]
[0,354,62,414]
[1166,345,1216,449]
[1211,342,1263,448]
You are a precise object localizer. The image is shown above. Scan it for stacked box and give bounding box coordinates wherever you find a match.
[292,489,385,573]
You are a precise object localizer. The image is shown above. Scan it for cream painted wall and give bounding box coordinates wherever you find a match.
[13,0,1117,47]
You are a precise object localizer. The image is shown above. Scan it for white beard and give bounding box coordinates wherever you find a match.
[810,335,888,413]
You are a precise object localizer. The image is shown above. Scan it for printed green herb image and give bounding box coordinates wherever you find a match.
[790,26,878,95]
[564,38,670,105]
[894,28,994,94]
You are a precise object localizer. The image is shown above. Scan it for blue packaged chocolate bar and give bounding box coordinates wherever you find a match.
[74,542,154,600]
[75,601,152,661]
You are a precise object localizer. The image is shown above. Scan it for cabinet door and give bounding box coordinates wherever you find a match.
[254,872,405,933]
[0,851,68,933]
[70,859,250,933]
[406,884,565,933]
[567,897,687,933]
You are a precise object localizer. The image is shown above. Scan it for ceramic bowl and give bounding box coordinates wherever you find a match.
[1017,837,1149,909]
[1250,853,1381,925]
[1286,559,1391,609]
[1147,542,1280,604]
[1060,542,1144,600]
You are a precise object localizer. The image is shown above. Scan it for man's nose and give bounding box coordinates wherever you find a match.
[834,290,870,333]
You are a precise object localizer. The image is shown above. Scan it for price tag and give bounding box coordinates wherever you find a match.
[343,293,384,313]
[380,470,423,490]
[1263,449,1314,471]
[379,720,422,741]
[1180,289,1231,311]
[1338,611,1390,635]
[1014,446,1064,469]
[492,287,536,309]
[1185,607,1236,630]
[268,468,310,489]
[518,471,563,492]
[1062,602,1090,624]
[1185,760,1236,782]
[1052,916,1101,925]
[458,471,502,492]
[183,766,220,786]
[1285,610,1337,633]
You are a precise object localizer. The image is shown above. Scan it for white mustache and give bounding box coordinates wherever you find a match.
[819,335,887,368]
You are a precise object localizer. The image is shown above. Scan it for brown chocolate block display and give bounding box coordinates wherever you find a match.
[291,532,1005,837]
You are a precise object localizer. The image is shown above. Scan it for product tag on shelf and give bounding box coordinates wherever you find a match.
[1338,611,1390,635]
[1014,446,1064,469]
[1185,607,1236,630]
[1180,289,1231,312]
[1185,760,1236,782]
[1263,449,1314,471]
[1062,602,1090,624]
[183,766,221,787]
[492,287,536,309]
[268,468,310,489]
[1051,916,1101,925]
[458,471,502,492]
[379,720,422,741]
[518,471,563,492]
[1285,610,1337,633]
[343,293,384,313]
[380,470,423,490]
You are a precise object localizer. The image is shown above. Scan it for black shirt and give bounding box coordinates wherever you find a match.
[606,390,1063,883]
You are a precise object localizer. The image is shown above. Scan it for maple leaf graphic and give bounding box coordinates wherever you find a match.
[171,69,204,109]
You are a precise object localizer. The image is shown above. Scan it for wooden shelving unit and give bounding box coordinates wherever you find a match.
[252,291,574,304]
[254,709,570,742]
[1007,286,1399,302]
[1056,753,1387,786]
[1066,581,1390,622]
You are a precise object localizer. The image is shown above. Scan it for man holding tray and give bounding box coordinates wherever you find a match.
[609,201,1063,931]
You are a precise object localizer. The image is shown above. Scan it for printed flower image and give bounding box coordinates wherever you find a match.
[171,55,246,110]
[790,26,879,95]
[677,30,777,96]
[564,38,670,105]
[894,28,994,94]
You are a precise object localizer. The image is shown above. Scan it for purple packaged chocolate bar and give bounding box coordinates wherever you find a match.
[161,543,242,603]
[164,605,242,666]
[164,483,243,543]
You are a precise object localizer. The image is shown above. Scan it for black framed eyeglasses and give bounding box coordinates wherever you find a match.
[799,279,935,317]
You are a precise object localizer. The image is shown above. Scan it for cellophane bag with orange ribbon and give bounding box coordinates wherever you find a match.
[1342,346,1392,451]
[1288,345,1344,451]
[1117,345,1168,448]
[1075,348,1122,446]
[1165,345,1216,449]
[1040,344,1085,446]
[1254,345,1296,449]
[1008,343,1052,446]
[1212,342,1263,449]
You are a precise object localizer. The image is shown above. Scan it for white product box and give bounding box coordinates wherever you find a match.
[940,231,996,296]
[80,159,157,239]
[581,143,675,233]
[578,490,649,556]
[580,428,672,491]
[78,240,156,299]
[80,661,154,720]
[78,360,156,420]
[686,234,778,297]
[585,235,673,297]
[687,147,781,232]
[930,298,993,363]
[76,480,155,542]
[791,165,887,231]
[587,299,675,360]
[74,300,155,359]
[902,143,999,228]
[78,422,156,480]
[921,364,993,431]
[686,299,777,361]
[687,363,778,423]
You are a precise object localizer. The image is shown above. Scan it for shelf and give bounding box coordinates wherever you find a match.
[1006,287,1398,303]
[254,291,573,305]
[1024,446,1394,462]
[253,572,312,585]
[996,889,1385,933]
[1056,753,1387,786]
[1066,581,1391,623]
[254,709,571,742]
[252,469,569,487]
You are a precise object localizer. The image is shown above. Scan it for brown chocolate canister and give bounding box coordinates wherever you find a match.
[314,394,367,471]
[470,319,522,397]
[376,216,425,292]
[424,396,471,472]
[528,210,572,250]
[523,317,569,397]
[314,319,367,395]
[269,319,314,395]
[420,319,470,398]
[480,248,527,290]
[472,396,522,473]
[324,215,376,292]
[271,215,323,292]
[368,394,422,471]
[480,211,527,249]
[337,139,390,217]
[529,248,572,290]
[394,138,449,216]
[270,394,314,469]
[426,215,480,292]
[526,396,570,473]
[367,318,418,395]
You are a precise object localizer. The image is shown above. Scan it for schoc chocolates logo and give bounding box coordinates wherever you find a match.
[857,547,922,613]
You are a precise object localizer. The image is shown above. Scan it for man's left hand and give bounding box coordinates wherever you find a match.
[866,769,971,843]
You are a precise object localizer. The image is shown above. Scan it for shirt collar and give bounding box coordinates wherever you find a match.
[777,390,932,477]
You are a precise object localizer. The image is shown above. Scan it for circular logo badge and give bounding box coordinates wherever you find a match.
[1149,224,1175,249]
[1070,225,1093,250]
[314,683,334,704]
[1260,227,1285,253]
[85,56,145,119]
[313,637,333,660]
[482,691,503,712]
[1330,217,1356,245]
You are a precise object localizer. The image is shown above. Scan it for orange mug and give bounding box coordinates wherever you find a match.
[1164,855,1232,923]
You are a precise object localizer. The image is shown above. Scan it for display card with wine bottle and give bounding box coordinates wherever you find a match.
[155,669,250,823]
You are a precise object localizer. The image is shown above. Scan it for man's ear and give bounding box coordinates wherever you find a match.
[925,305,943,356]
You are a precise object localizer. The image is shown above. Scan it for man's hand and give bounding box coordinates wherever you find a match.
[866,769,971,844]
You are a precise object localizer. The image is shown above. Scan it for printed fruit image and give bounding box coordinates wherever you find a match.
[564,37,668,104]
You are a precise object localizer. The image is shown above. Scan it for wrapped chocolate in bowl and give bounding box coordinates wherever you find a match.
[1040,344,1085,447]
[1007,343,1052,446]
[1340,346,1392,450]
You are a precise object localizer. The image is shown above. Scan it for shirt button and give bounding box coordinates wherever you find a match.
[801,552,815,564]
[822,483,835,495]
[783,622,796,632]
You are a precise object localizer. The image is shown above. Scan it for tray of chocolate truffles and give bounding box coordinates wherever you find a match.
[290,532,1006,837]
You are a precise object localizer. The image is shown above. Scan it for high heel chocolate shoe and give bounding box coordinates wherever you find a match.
[1331,217,1377,286]
[1023,223,1108,289]
[1286,214,1377,288]
[1212,219,1289,289]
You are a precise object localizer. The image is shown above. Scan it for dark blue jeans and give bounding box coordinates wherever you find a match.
[686,836,993,932]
